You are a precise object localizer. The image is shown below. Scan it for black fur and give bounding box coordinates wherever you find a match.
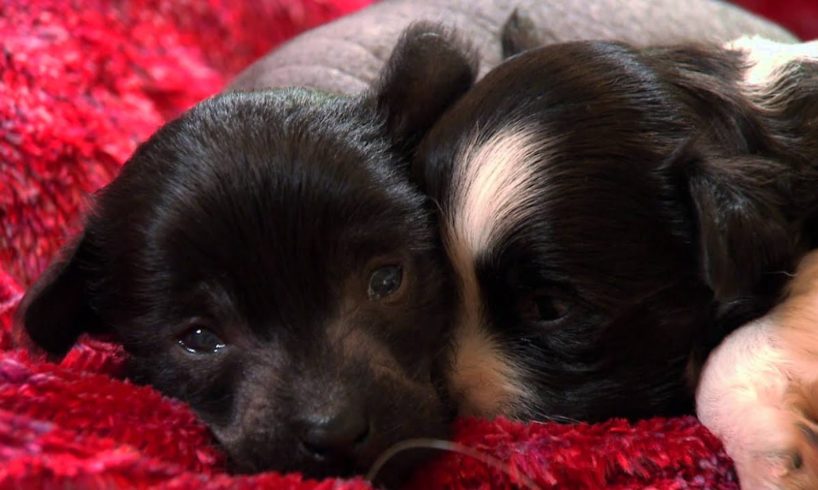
[21,20,818,478]
[18,23,477,482]
[500,9,543,60]
[415,39,818,421]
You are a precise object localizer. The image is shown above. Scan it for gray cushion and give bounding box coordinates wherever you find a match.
[230,0,795,94]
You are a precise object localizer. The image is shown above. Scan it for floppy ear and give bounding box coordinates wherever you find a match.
[501,9,542,59]
[647,43,805,304]
[371,22,478,148]
[685,154,795,303]
[15,232,104,357]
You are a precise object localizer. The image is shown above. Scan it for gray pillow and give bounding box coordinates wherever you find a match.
[230,0,795,94]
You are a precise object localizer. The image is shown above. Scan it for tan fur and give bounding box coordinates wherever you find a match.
[697,251,818,489]
[444,128,544,418]
[330,318,431,395]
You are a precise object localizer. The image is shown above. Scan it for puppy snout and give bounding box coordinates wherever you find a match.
[299,404,371,460]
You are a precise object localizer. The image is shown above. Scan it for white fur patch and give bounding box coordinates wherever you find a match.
[447,127,545,259]
[725,36,818,88]
[443,127,545,418]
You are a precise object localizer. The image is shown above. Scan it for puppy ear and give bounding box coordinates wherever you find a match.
[501,9,542,59]
[16,232,103,357]
[685,154,794,303]
[372,22,478,148]
[647,43,808,304]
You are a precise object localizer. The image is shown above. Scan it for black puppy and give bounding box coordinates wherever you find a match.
[415,34,818,422]
[18,24,475,480]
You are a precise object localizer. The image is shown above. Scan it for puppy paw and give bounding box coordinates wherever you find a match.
[734,412,818,490]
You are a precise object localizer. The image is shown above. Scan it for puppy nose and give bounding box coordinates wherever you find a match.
[300,408,370,459]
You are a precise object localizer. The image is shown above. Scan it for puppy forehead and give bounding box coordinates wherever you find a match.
[173,90,393,176]
[123,89,421,233]
[423,45,702,297]
[446,126,546,259]
[99,90,429,318]
[443,123,677,256]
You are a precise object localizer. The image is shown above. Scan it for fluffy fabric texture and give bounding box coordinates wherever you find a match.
[0,0,815,488]
[734,0,818,40]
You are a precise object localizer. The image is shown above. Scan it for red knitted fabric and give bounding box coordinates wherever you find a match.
[0,1,815,488]
[732,0,818,41]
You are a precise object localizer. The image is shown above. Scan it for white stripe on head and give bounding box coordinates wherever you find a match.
[449,126,546,258]
[443,126,546,418]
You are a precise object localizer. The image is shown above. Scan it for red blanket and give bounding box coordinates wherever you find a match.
[1,1,815,488]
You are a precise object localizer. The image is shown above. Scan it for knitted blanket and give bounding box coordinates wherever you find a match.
[1,0,815,488]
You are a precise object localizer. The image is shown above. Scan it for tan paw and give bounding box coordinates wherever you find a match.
[734,415,818,490]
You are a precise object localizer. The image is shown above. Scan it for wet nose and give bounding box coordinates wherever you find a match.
[299,407,370,459]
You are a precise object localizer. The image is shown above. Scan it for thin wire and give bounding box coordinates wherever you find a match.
[365,438,541,490]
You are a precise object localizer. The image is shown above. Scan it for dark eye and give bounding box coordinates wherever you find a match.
[178,327,226,354]
[518,292,570,324]
[368,265,403,300]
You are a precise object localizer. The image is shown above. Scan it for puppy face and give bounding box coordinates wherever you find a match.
[415,38,818,422]
[19,24,477,480]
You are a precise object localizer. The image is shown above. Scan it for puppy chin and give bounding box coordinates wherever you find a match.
[216,411,451,483]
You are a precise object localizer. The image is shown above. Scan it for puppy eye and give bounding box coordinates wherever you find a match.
[368,265,403,300]
[518,292,570,324]
[178,327,226,354]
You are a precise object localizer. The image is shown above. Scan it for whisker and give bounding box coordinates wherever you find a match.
[366,438,541,490]
[537,414,580,424]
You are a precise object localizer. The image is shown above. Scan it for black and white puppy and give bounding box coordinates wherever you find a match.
[414,35,818,422]
[17,25,476,481]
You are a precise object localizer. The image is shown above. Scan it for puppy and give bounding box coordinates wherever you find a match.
[413,35,818,422]
[697,249,818,490]
[17,24,475,481]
